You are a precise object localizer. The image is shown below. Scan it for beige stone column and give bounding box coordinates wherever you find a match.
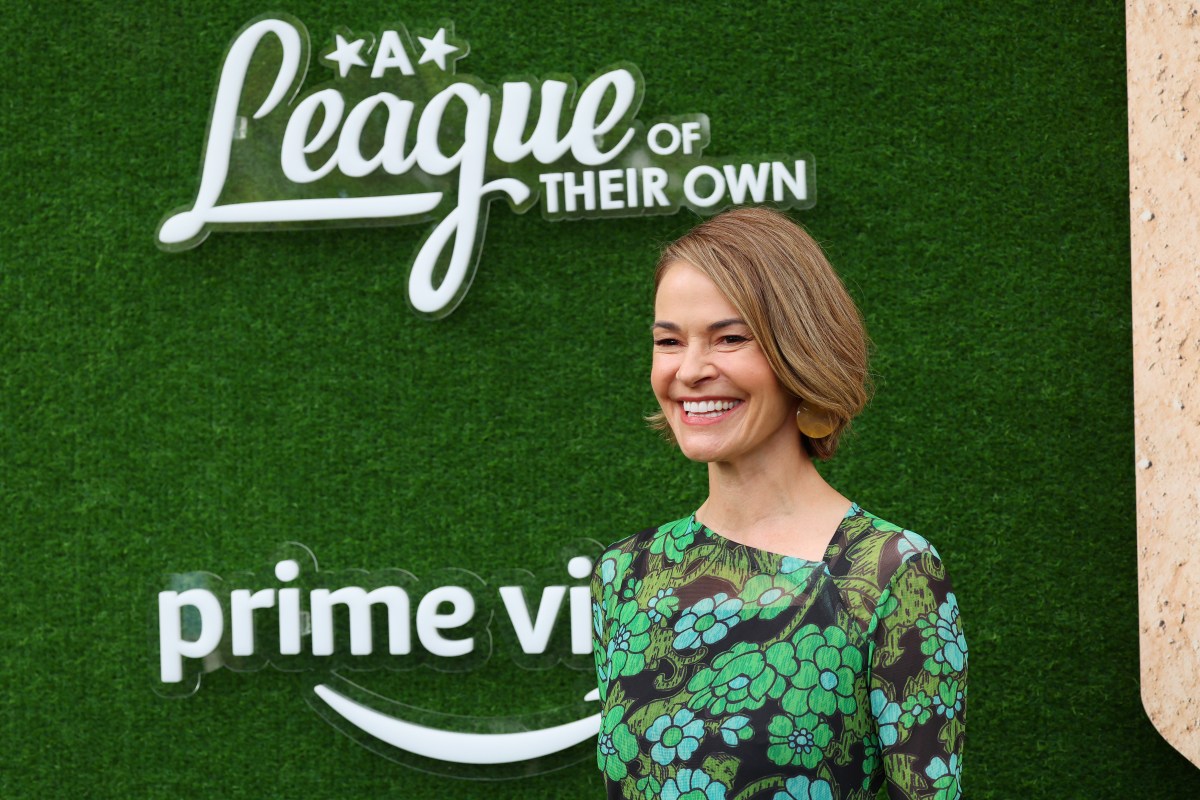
[1129,0,1200,767]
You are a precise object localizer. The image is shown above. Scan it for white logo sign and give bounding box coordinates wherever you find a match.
[156,543,603,774]
[158,14,816,317]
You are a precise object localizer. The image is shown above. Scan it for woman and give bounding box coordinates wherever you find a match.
[591,207,966,800]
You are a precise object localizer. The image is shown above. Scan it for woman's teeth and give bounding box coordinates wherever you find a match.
[683,399,742,417]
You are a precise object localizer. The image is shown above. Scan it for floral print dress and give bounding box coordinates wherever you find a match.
[591,504,966,800]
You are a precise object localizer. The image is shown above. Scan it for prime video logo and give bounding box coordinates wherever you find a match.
[155,543,602,773]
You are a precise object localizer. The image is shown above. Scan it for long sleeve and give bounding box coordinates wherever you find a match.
[867,549,967,800]
[590,559,610,703]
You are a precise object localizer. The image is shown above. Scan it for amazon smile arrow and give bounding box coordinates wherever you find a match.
[313,683,602,764]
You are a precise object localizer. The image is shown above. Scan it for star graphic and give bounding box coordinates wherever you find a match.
[326,34,367,78]
[417,28,458,71]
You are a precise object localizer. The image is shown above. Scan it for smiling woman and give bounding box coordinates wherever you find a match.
[591,208,967,800]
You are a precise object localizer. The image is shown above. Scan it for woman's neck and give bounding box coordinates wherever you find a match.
[696,442,850,559]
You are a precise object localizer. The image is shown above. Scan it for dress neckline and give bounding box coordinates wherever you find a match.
[690,501,859,565]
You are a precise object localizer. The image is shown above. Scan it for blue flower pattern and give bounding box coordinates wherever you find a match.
[933,679,965,720]
[870,688,902,746]
[719,714,752,746]
[648,587,678,623]
[646,708,705,765]
[930,593,967,671]
[773,775,834,800]
[925,753,963,800]
[662,767,728,800]
[673,592,743,650]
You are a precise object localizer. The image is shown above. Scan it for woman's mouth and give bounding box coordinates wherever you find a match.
[681,399,743,422]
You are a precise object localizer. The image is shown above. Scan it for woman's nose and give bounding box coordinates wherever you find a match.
[676,344,717,385]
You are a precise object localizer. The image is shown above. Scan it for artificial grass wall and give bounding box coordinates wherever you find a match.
[4,0,1198,797]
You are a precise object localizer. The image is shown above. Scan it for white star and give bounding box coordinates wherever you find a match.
[326,34,367,78]
[417,28,458,71]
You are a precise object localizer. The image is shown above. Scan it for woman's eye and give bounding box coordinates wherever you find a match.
[654,337,681,347]
[720,335,748,345]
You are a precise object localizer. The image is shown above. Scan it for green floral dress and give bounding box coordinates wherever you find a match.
[591,504,966,800]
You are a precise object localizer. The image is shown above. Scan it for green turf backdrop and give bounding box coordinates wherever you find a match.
[4,0,1199,797]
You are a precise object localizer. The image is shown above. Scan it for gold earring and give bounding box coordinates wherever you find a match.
[796,404,835,439]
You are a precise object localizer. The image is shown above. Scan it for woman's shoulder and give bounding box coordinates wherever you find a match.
[592,516,693,596]
[835,504,948,586]
[829,505,957,634]
[599,515,696,555]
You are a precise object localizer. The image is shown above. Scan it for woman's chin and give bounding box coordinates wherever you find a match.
[673,435,732,464]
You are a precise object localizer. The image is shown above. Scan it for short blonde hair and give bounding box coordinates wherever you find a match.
[647,207,870,460]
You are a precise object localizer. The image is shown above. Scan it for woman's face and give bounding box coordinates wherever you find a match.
[651,261,800,466]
